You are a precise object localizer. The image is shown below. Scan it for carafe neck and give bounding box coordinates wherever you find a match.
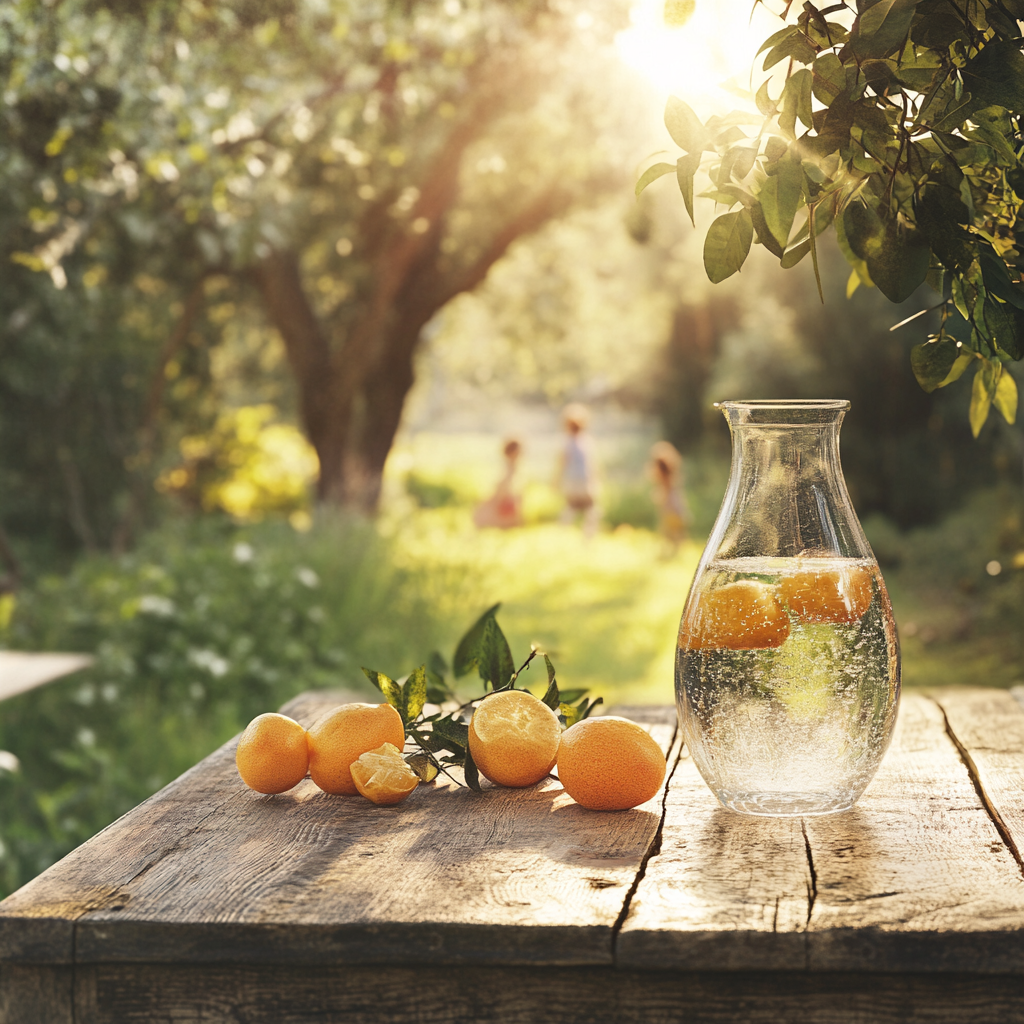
[709,401,871,561]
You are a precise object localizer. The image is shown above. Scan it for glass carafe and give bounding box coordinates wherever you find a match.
[676,400,900,816]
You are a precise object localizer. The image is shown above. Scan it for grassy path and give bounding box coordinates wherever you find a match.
[386,510,701,706]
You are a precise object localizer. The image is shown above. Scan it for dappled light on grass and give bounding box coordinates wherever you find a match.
[384,508,701,707]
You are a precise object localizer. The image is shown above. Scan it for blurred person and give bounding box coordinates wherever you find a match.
[474,439,524,529]
[649,440,691,554]
[558,404,599,537]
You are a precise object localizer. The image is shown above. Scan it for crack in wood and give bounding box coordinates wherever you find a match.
[932,696,1024,882]
[801,820,817,971]
[801,819,818,927]
[609,724,681,959]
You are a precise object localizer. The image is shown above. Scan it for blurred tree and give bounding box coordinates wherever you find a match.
[640,0,1024,439]
[1,0,636,535]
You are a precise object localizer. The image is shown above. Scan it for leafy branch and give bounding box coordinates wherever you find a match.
[639,0,1024,436]
[362,604,601,791]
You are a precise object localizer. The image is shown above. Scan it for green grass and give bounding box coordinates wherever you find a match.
[383,508,701,706]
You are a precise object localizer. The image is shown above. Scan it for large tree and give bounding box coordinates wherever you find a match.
[1,0,636,531]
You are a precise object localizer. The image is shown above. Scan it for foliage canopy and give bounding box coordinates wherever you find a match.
[640,0,1024,435]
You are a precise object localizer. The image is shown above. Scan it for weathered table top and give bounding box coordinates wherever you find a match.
[0,651,93,702]
[4,686,1024,1024]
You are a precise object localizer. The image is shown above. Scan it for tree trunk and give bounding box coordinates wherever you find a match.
[253,182,596,513]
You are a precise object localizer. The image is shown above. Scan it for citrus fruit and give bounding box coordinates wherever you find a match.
[351,743,420,805]
[780,564,873,624]
[681,579,790,651]
[468,689,561,788]
[307,702,406,795]
[557,716,666,811]
[235,713,309,794]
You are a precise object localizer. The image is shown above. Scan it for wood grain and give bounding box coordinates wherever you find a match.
[805,693,1024,972]
[0,694,676,969]
[616,745,812,971]
[620,693,1024,974]
[929,686,1024,870]
[0,965,73,1024]
[69,964,1024,1024]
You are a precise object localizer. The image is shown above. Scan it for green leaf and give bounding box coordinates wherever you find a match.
[784,69,814,130]
[403,665,427,723]
[540,678,560,710]
[676,152,701,227]
[665,96,709,153]
[703,209,753,283]
[910,337,962,393]
[363,669,404,715]
[763,31,817,70]
[759,154,804,248]
[781,237,812,268]
[362,666,386,692]
[757,24,800,56]
[463,743,481,791]
[915,182,973,274]
[405,751,439,783]
[560,701,584,728]
[805,93,856,159]
[971,107,1018,166]
[811,53,845,105]
[845,205,930,303]
[970,361,1000,437]
[452,603,501,677]
[636,161,676,198]
[719,147,756,184]
[755,79,778,116]
[844,0,916,60]
[939,352,973,388]
[432,714,470,751]
[995,370,1019,424]
[978,247,1024,311]
[750,201,785,258]
[543,653,556,686]
[962,41,1024,114]
[477,616,515,689]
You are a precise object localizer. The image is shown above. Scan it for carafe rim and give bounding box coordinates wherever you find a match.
[715,399,851,411]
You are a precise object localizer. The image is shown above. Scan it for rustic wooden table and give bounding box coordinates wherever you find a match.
[0,652,93,702]
[3,686,1024,1023]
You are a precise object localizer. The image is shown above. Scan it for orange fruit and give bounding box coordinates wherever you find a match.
[468,689,561,788]
[351,743,420,805]
[681,579,790,651]
[780,564,873,624]
[307,703,406,795]
[557,716,666,811]
[235,713,309,794]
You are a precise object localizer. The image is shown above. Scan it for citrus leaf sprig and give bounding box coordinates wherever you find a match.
[362,604,601,791]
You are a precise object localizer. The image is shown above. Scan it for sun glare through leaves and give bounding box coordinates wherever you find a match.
[616,0,783,115]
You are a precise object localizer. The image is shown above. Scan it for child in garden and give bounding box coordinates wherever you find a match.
[649,440,690,554]
[558,404,599,537]
[473,439,524,529]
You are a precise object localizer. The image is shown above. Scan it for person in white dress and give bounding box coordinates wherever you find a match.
[557,404,599,537]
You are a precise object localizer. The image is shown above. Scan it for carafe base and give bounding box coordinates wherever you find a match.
[716,789,857,817]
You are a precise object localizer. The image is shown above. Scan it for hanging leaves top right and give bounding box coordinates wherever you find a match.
[638,0,1024,435]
